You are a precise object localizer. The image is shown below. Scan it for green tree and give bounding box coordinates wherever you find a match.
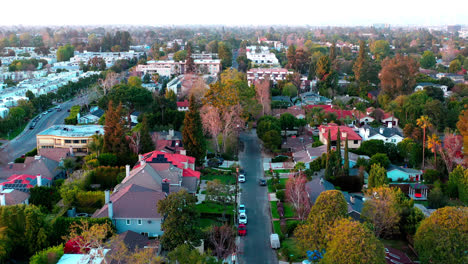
[417,115,432,169]
[218,42,232,69]
[182,95,206,166]
[280,113,296,136]
[368,163,388,188]
[362,187,401,238]
[369,153,390,169]
[262,130,281,152]
[173,50,188,62]
[139,115,154,154]
[447,166,468,203]
[25,90,35,100]
[282,82,298,101]
[56,44,74,62]
[322,218,386,264]
[167,244,219,264]
[29,244,64,264]
[157,190,201,250]
[414,207,468,264]
[316,55,331,80]
[449,59,462,73]
[420,51,436,69]
[370,40,390,61]
[127,76,142,87]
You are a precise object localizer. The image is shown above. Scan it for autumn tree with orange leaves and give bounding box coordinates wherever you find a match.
[379,54,419,98]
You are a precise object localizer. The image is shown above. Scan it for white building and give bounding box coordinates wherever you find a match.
[246,68,292,86]
[358,124,404,144]
[136,59,221,77]
[70,50,144,67]
[246,46,279,66]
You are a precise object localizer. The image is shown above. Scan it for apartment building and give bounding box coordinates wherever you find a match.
[246,68,292,86]
[36,125,104,153]
[246,46,279,66]
[136,59,221,77]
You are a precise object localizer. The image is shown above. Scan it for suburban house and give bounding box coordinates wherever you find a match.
[318,124,362,149]
[92,150,200,236]
[299,92,332,105]
[0,188,29,206]
[177,100,189,111]
[436,73,465,83]
[0,155,62,181]
[153,130,185,154]
[92,185,166,237]
[306,105,354,121]
[130,111,141,126]
[358,125,404,144]
[246,46,279,66]
[353,107,399,127]
[386,165,423,182]
[272,105,305,119]
[246,68,292,86]
[36,125,104,154]
[78,107,105,124]
[282,135,313,153]
[0,174,51,192]
[306,177,364,220]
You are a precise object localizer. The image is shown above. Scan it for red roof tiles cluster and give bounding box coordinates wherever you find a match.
[318,124,362,141]
[136,150,200,179]
[1,174,51,189]
[305,105,353,119]
[176,100,189,108]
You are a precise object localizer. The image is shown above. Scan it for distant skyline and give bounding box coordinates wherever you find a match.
[0,0,467,27]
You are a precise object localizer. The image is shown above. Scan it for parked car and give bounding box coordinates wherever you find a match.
[238,175,246,183]
[238,224,246,236]
[259,178,267,186]
[239,204,246,214]
[238,213,247,224]
[270,234,280,249]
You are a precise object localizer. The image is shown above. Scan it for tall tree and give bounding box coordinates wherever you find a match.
[103,101,130,158]
[414,207,468,264]
[370,40,390,61]
[438,132,463,173]
[362,187,401,238]
[427,134,440,167]
[343,136,349,176]
[208,224,236,259]
[420,51,436,69]
[285,174,311,221]
[417,115,432,169]
[185,42,195,73]
[157,190,200,250]
[255,78,271,116]
[457,108,468,165]
[182,95,206,166]
[322,218,386,264]
[368,163,388,188]
[200,105,222,154]
[139,115,155,154]
[329,41,336,61]
[379,54,419,98]
[286,45,296,69]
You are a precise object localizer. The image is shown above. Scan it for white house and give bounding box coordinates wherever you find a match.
[246,46,279,66]
[358,125,404,144]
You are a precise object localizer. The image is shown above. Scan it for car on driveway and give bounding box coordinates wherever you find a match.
[239,204,246,214]
[238,224,246,236]
[239,212,247,224]
[259,178,267,186]
[238,175,246,183]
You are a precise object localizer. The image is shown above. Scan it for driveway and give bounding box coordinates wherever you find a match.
[238,130,277,264]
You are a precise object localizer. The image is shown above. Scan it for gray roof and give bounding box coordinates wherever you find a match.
[92,184,166,219]
[305,177,335,204]
[181,177,198,194]
[388,165,422,175]
[0,156,60,180]
[362,124,402,138]
[90,108,105,118]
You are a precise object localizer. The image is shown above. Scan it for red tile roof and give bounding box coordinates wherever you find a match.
[1,174,51,189]
[305,105,353,119]
[133,150,200,179]
[177,100,189,108]
[319,124,362,141]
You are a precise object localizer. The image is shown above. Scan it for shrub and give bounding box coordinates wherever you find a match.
[272,155,289,163]
[276,190,285,202]
[423,169,440,184]
[369,153,390,169]
[97,153,117,167]
[25,148,38,157]
[90,166,124,189]
[74,191,105,214]
[50,217,114,245]
[29,244,64,264]
[64,105,80,125]
[14,157,25,163]
[312,141,324,147]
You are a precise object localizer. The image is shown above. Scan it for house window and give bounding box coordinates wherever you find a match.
[137,219,142,225]
[354,140,358,144]
[73,140,79,144]
[81,140,87,144]
[126,219,131,225]
[65,140,71,144]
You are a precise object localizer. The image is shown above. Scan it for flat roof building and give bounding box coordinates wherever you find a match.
[36,125,104,153]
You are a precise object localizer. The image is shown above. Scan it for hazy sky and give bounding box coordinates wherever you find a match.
[0,0,466,26]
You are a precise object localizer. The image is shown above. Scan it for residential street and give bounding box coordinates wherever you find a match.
[238,130,277,264]
[1,96,88,161]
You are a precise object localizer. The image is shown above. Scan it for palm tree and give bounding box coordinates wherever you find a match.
[88,134,104,156]
[427,134,441,168]
[416,115,432,169]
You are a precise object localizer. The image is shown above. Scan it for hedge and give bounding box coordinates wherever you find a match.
[29,244,64,264]
[89,166,124,189]
[64,105,80,125]
[74,191,105,214]
[50,217,114,245]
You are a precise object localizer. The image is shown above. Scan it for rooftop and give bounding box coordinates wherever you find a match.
[38,125,104,137]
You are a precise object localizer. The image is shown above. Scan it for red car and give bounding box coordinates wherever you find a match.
[238,224,246,236]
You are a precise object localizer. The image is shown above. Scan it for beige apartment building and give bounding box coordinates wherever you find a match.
[36,125,104,153]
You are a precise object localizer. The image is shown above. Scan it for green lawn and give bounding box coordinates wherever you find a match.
[271,201,295,219]
[267,178,289,193]
[281,238,307,262]
[271,201,280,219]
[195,201,235,215]
[265,169,291,174]
[380,238,418,261]
[197,218,222,229]
[201,174,236,185]
[273,220,282,235]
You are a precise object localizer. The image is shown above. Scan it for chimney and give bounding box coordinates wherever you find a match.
[36,174,42,187]
[379,128,384,134]
[180,149,186,156]
[138,154,143,162]
[105,190,110,204]
[125,165,130,178]
[350,196,355,204]
[341,132,347,138]
[0,194,5,206]
[162,179,170,194]
[108,201,113,219]
[388,122,393,128]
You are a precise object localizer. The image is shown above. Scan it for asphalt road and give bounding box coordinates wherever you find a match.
[1,96,88,162]
[238,130,277,264]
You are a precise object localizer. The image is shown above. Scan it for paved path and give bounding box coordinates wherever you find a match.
[238,130,277,264]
